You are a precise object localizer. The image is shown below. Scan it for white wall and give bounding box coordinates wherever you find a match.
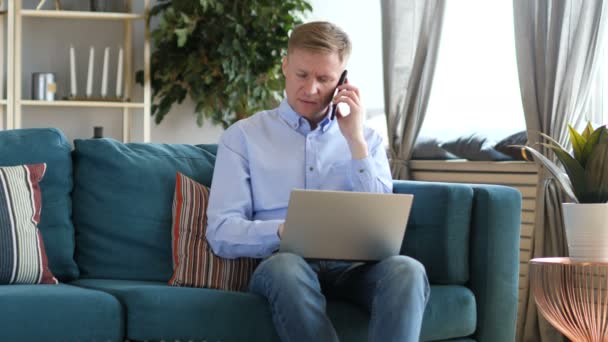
[16,0,383,144]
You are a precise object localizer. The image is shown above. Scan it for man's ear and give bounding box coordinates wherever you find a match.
[281,56,288,77]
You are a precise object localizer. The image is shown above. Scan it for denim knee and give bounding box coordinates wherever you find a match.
[379,255,430,299]
[249,252,317,295]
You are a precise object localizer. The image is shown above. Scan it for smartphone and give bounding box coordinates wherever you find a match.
[331,70,348,120]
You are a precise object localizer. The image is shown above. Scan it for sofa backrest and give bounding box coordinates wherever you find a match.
[72,138,216,281]
[0,128,473,285]
[72,139,471,285]
[395,181,473,284]
[0,128,79,281]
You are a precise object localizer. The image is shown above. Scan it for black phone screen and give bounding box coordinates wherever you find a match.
[331,70,348,120]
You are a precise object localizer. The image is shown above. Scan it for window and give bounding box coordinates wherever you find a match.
[308,1,525,146]
[421,0,526,142]
[306,0,387,141]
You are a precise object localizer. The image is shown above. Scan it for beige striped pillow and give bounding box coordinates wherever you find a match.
[168,172,259,291]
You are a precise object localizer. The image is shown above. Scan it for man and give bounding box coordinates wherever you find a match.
[206,21,429,341]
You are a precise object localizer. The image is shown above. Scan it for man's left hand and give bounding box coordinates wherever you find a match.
[334,81,368,159]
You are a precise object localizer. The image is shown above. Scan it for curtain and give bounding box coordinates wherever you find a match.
[381,0,445,180]
[513,1,608,341]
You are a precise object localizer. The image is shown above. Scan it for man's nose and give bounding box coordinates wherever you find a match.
[303,78,319,95]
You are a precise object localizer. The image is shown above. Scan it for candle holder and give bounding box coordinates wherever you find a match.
[69,45,124,100]
[32,72,57,101]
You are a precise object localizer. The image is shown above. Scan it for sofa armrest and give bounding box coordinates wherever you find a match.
[468,184,520,342]
[393,180,520,342]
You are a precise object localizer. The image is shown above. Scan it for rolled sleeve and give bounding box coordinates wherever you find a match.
[206,125,283,259]
[351,157,377,191]
[350,131,393,193]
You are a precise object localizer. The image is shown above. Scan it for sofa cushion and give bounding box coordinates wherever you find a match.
[0,164,57,284]
[0,128,78,281]
[71,279,475,342]
[441,135,512,161]
[421,285,477,341]
[71,279,279,341]
[169,172,259,291]
[72,138,216,281]
[0,283,123,341]
[394,180,473,284]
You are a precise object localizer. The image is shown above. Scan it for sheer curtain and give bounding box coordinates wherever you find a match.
[513,1,608,341]
[381,0,445,180]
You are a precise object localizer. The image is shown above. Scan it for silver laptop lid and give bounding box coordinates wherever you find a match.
[280,189,413,261]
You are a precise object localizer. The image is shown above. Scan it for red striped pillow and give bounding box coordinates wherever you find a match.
[169,172,259,291]
[0,164,58,285]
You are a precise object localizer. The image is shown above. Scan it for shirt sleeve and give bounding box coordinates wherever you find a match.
[350,130,393,194]
[206,126,282,259]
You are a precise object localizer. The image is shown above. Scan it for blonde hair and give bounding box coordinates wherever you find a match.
[288,21,352,63]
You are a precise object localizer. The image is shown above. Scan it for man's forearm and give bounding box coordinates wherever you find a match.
[206,216,283,259]
[347,137,369,160]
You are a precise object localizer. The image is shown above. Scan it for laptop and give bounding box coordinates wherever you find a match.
[279,189,414,261]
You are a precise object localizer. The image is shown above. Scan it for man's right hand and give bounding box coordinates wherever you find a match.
[278,223,285,239]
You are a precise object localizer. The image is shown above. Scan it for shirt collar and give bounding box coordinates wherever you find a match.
[279,98,335,133]
[278,99,302,130]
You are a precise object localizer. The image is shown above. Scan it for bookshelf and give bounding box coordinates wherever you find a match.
[7,0,151,142]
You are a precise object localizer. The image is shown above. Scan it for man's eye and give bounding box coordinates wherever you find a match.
[297,74,306,78]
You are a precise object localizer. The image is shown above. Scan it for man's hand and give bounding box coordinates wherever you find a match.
[334,81,368,160]
[278,223,285,239]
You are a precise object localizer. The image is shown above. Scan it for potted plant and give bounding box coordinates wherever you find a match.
[137,0,312,129]
[521,122,608,261]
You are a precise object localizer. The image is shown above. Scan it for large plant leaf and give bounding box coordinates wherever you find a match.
[568,125,586,165]
[584,144,608,203]
[581,126,606,168]
[582,121,595,140]
[540,143,586,202]
[519,145,579,202]
[539,132,569,152]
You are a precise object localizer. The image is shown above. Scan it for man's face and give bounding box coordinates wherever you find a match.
[282,48,344,121]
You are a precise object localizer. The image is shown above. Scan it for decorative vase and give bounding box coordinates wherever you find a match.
[563,203,608,262]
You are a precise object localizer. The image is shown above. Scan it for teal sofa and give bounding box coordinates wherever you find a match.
[0,128,521,342]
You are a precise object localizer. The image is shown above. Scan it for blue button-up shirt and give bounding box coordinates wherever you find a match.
[206,99,393,259]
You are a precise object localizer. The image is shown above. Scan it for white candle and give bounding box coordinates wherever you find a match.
[69,45,77,97]
[86,46,95,98]
[101,47,109,98]
[116,47,123,98]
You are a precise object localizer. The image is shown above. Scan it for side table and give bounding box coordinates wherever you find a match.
[530,257,608,342]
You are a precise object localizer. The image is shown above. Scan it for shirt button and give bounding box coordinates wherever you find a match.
[309,167,314,171]
[359,169,365,173]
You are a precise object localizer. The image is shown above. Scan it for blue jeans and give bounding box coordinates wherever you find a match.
[249,253,430,342]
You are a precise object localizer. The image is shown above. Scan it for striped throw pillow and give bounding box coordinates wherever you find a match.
[169,172,259,291]
[0,164,58,285]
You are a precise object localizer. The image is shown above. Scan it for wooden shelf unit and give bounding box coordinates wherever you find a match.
[20,99,145,109]
[20,9,144,20]
[4,0,151,142]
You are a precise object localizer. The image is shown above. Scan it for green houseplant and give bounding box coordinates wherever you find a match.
[520,122,608,204]
[521,122,608,261]
[138,0,312,128]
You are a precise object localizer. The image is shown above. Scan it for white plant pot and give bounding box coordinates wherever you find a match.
[563,203,608,262]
